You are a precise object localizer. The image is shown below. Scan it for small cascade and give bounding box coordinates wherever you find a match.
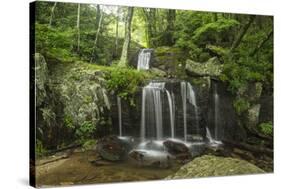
[140,82,165,141]
[117,96,122,136]
[137,49,152,70]
[214,83,220,140]
[180,82,187,141]
[181,81,200,140]
[187,82,199,132]
[206,83,222,145]
[166,90,175,138]
[206,127,215,143]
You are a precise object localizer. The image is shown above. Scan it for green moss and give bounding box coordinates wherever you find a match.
[82,139,97,151]
[233,98,250,115]
[258,122,273,136]
[166,155,264,179]
[36,139,46,157]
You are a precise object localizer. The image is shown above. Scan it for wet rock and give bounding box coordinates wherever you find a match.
[166,155,265,179]
[128,150,173,168]
[96,135,132,161]
[163,139,190,156]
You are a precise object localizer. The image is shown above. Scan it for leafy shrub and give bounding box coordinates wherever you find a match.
[258,122,273,136]
[106,65,149,104]
[75,121,96,143]
[36,139,46,157]
[233,98,250,115]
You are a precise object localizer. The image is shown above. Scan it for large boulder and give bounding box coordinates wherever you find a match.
[185,57,222,77]
[166,155,264,179]
[96,135,132,161]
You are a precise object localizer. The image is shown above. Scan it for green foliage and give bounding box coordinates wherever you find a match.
[106,65,149,105]
[82,139,97,151]
[193,18,239,43]
[258,122,273,136]
[75,121,96,143]
[35,23,76,61]
[233,98,250,115]
[40,107,56,127]
[36,139,46,157]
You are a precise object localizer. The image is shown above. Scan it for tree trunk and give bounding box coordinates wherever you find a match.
[90,7,104,63]
[76,4,81,53]
[165,9,176,46]
[118,7,134,67]
[250,30,273,56]
[230,15,256,52]
[95,5,101,29]
[114,7,120,58]
[48,2,57,27]
[142,8,156,48]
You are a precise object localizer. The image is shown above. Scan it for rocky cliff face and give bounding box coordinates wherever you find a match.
[35,54,112,149]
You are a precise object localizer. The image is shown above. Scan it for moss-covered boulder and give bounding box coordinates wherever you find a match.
[166,155,264,179]
[153,46,187,77]
[185,57,222,77]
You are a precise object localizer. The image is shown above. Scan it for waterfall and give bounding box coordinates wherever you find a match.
[187,82,199,133]
[166,90,175,138]
[206,127,215,143]
[140,82,165,141]
[214,83,220,140]
[206,83,222,145]
[137,49,151,70]
[117,96,122,136]
[180,82,187,141]
[181,81,199,140]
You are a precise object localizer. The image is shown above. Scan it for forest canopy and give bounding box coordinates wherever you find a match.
[35,1,273,94]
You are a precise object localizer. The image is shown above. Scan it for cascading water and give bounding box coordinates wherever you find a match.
[117,96,122,136]
[180,82,187,141]
[140,82,165,141]
[181,81,200,141]
[187,82,199,132]
[206,83,222,145]
[137,49,151,70]
[214,83,220,140]
[166,90,175,138]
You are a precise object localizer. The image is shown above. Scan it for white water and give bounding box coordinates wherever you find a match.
[166,90,175,138]
[137,49,151,70]
[181,82,200,140]
[140,82,165,141]
[181,82,187,141]
[117,96,122,136]
[214,84,219,140]
[187,82,199,133]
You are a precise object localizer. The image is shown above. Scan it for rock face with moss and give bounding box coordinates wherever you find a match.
[36,55,112,149]
[185,57,222,77]
[166,155,264,179]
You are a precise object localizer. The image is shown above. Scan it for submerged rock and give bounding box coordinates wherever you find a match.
[163,139,191,157]
[166,155,264,179]
[128,150,174,168]
[96,135,132,161]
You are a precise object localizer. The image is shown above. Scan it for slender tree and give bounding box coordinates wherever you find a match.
[250,30,273,56]
[91,6,104,63]
[48,2,57,27]
[230,15,256,52]
[165,9,176,46]
[76,3,81,53]
[114,7,120,58]
[142,8,157,47]
[118,7,134,67]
